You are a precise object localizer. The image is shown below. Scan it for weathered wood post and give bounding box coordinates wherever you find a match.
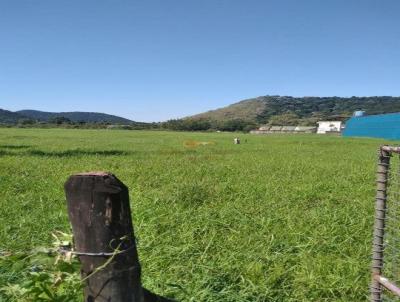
[65,172,144,302]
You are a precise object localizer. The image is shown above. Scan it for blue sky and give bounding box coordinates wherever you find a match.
[1,1,399,122]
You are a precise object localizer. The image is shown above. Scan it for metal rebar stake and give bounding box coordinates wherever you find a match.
[371,147,391,302]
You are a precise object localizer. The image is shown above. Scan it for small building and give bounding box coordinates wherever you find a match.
[250,125,317,134]
[259,125,270,131]
[317,121,342,134]
[353,111,365,117]
[295,126,317,133]
[281,126,296,132]
[343,112,400,140]
[269,126,283,132]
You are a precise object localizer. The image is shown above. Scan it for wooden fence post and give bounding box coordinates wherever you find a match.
[65,172,172,302]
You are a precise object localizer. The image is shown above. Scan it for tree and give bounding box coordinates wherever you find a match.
[49,117,72,124]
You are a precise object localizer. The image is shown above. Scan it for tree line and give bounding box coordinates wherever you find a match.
[1,116,257,132]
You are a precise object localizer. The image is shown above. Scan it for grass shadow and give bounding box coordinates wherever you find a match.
[0,150,16,156]
[0,144,31,149]
[27,149,132,157]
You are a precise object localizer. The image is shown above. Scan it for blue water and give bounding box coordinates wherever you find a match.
[343,112,400,140]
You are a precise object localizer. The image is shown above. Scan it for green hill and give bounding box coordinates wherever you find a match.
[189,95,400,126]
[0,109,27,124]
[17,110,133,124]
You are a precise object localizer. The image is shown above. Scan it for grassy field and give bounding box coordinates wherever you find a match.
[0,128,391,301]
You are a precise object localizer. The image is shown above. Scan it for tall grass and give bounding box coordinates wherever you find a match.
[0,128,391,301]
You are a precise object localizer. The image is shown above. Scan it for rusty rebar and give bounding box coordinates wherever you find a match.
[371,147,391,302]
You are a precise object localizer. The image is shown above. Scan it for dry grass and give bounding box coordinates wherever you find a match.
[183,140,215,148]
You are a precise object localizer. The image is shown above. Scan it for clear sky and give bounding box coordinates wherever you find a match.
[1,1,399,122]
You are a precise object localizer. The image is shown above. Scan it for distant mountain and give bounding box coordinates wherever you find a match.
[0,109,27,124]
[16,110,133,124]
[188,96,400,126]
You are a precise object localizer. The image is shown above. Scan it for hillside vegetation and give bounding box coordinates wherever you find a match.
[189,95,400,126]
[0,109,29,124]
[17,110,133,124]
[0,109,136,125]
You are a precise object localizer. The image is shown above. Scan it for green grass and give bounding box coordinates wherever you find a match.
[0,128,392,301]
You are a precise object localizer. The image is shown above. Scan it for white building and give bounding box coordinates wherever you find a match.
[317,121,342,134]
